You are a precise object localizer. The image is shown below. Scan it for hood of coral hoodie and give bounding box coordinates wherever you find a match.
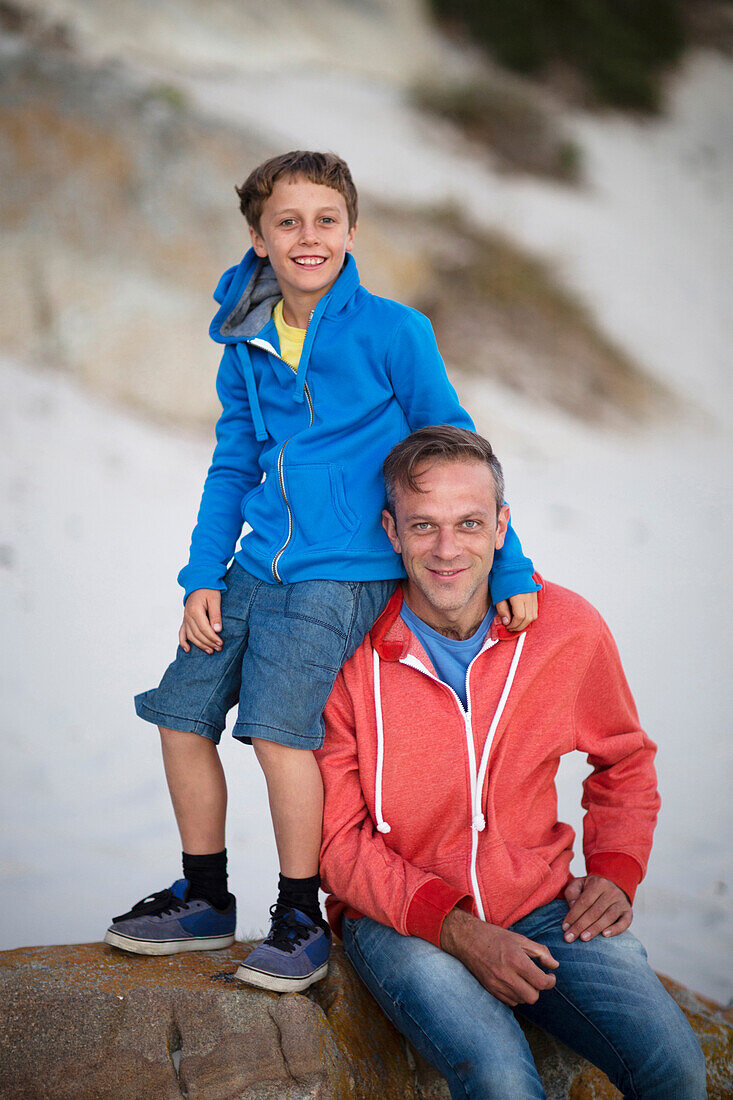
[317,580,660,946]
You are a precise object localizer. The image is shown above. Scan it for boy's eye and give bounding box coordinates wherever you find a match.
[321,216,335,224]
[279,218,296,227]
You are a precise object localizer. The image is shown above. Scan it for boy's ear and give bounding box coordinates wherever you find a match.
[249,224,268,258]
[345,222,357,253]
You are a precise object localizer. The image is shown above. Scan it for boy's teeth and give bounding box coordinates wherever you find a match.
[294,257,324,266]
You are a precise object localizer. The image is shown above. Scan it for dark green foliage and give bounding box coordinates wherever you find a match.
[429,0,686,110]
[414,79,582,181]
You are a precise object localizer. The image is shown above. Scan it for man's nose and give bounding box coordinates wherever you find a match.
[433,528,459,559]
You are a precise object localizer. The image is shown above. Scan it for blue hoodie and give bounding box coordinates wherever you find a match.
[178,250,536,601]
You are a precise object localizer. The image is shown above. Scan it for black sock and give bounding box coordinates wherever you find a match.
[182,849,230,909]
[276,872,323,925]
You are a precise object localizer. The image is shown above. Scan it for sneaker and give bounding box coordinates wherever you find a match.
[235,905,330,993]
[104,878,236,956]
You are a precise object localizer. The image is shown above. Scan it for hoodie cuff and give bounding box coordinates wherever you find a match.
[586,852,643,904]
[177,567,228,605]
[406,878,473,947]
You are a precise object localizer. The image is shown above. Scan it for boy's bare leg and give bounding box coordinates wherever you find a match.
[159,727,227,853]
[103,727,232,953]
[235,738,329,990]
[252,738,322,877]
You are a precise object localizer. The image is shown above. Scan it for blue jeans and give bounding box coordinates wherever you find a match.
[342,901,706,1099]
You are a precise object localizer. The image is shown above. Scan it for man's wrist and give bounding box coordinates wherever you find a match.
[439,906,473,955]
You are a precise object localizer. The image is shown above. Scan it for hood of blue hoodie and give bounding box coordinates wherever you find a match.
[208,249,362,434]
[210,248,361,344]
[211,253,281,342]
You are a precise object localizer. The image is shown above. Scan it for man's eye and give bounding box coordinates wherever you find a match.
[463,520,479,529]
[414,522,431,531]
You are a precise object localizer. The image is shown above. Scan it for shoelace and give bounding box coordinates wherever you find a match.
[263,904,317,954]
[112,888,188,923]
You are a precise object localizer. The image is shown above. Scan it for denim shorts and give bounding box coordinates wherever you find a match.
[135,562,396,750]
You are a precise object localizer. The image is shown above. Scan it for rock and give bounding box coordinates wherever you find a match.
[0,942,730,1099]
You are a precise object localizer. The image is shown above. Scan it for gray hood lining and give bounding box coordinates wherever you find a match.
[219,258,282,341]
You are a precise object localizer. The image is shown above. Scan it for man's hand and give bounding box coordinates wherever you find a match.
[496,591,538,632]
[179,589,223,654]
[440,907,558,1007]
[562,875,632,943]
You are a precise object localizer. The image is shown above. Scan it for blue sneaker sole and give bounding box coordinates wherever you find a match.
[104,928,235,955]
[234,960,329,992]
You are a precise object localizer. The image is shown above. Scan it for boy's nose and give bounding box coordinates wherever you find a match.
[300,223,319,244]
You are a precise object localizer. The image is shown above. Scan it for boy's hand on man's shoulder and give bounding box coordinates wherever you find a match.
[496,591,538,632]
[180,589,223,654]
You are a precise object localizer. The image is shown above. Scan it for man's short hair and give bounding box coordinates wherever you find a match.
[236,151,358,234]
[383,425,505,520]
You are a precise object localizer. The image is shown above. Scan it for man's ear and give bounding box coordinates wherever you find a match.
[345,222,357,253]
[249,224,268,258]
[494,504,510,551]
[382,509,402,554]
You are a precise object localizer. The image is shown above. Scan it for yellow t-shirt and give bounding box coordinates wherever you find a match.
[272,299,306,371]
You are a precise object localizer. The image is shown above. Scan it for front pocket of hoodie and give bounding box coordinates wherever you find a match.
[481,840,552,925]
[241,481,266,523]
[284,463,358,547]
[239,478,289,554]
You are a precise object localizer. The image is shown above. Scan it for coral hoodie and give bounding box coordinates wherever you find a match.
[317,579,660,947]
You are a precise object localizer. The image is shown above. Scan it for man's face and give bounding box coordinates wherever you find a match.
[382,459,509,633]
[249,176,356,310]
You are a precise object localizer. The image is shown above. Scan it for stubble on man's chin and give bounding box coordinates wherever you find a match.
[406,575,490,641]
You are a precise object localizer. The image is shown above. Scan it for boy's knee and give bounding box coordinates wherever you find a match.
[252,737,312,761]
[252,736,282,760]
[159,726,217,753]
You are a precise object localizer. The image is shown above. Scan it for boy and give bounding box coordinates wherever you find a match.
[104,151,539,992]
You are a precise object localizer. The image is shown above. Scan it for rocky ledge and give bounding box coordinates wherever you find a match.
[0,941,731,1099]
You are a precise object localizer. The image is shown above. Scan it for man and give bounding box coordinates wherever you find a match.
[316,426,706,1099]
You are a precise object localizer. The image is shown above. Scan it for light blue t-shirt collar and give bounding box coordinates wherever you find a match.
[400,600,495,710]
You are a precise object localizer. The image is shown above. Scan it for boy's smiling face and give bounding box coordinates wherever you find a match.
[249,176,356,321]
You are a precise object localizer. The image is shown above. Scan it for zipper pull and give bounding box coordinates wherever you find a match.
[471,813,486,832]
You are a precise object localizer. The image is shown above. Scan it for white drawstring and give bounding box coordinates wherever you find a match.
[372,648,391,834]
[473,632,526,827]
[372,630,527,839]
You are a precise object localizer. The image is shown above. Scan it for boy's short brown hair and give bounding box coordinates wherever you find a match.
[236,151,358,233]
